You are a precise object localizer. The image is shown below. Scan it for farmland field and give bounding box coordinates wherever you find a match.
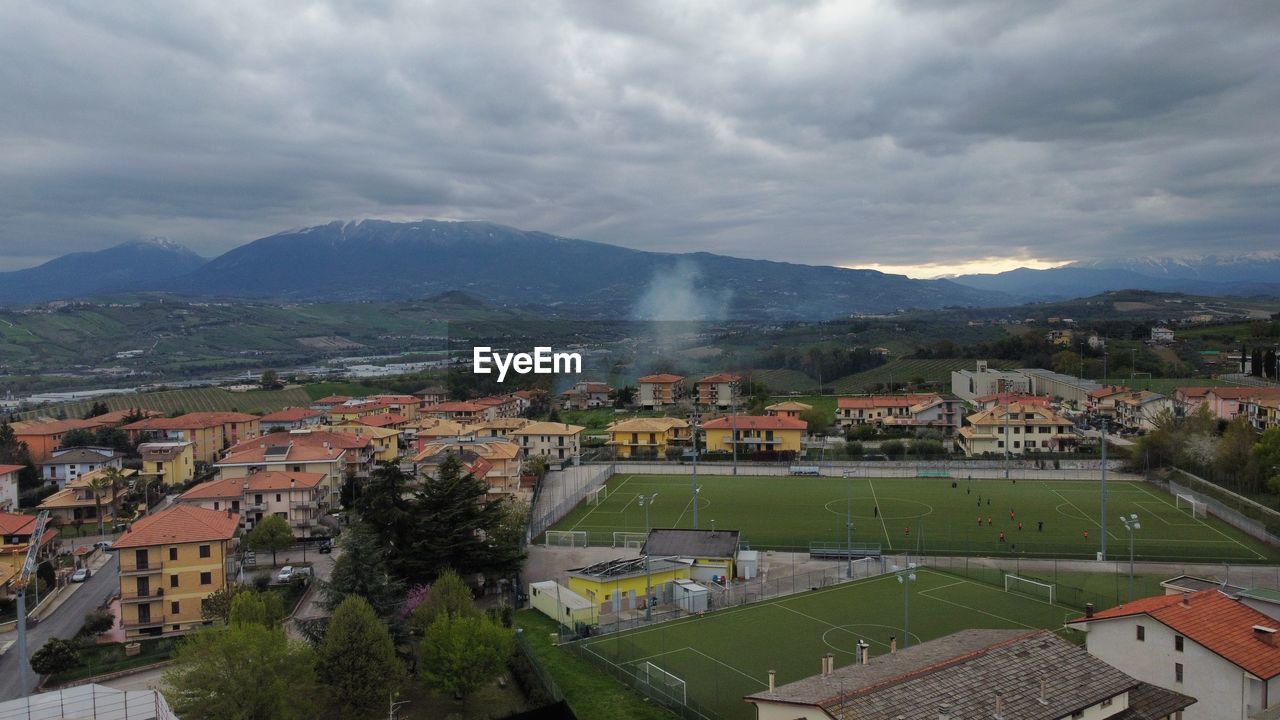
[828,358,1016,394]
[15,386,313,420]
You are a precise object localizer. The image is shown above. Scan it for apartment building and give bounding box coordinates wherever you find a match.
[606,417,691,459]
[955,402,1077,456]
[637,374,686,410]
[511,421,585,463]
[695,373,743,409]
[177,470,327,537]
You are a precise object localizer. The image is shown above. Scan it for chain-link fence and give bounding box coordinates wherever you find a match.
[600,459,1129,481]
[1150,468,1280,543]
[527,464,613,542]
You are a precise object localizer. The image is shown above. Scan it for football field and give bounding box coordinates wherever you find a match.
[570,567,1079,720]
[549,473,1279,562]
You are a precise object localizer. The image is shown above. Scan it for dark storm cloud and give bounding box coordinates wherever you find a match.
[0,0,1275,271]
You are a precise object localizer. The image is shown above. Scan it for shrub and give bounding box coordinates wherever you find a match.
[31,638,80,676]
[881,440,906,457]
[843,441,864,458]
[79,609,116,638]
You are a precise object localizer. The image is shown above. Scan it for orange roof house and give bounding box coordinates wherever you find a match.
[11,418,109,462]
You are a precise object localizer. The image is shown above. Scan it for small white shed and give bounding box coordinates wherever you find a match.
[673,579,709,613]
[736,550,760,580]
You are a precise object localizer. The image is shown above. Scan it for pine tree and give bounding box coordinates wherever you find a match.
[321,521,404,617]
[317,596,405,718]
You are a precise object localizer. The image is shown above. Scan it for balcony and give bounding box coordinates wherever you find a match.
[123,614,166,629]
[120,561,164,575]
[293,498,322,510]
[121,588,165,603]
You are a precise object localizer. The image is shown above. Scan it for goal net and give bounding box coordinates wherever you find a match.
[588,485,608,506]
[544,530,589,547]
[1175,493,1208,519]
[1004,574,1055,605]
[613,531,648,549]
[637,661,687,705]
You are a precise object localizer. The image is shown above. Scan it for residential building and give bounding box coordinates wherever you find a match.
[409,417,472,449]
[177,471,327,536]
[414,387,449,405]
[10,418,108,463]
[349,413,409,432]
[0,466,20,512]
[973,392,1051,411]
[138,442,196,487]
[1068,588,1280,720]
[422,401,491,424]
[413,439,524,496]
[835,394,937,429]
[637,374,686,410]
[1174,387,1212,418]
[956,402,1077,456]
[258,407,325,432]
[1151,326,1177,343]
[1088,385,1134,417]
[606,417,691,459]
[325,400,396,423]
[1244,397,1280,432]
[746,629,1193,720]
[226,429,374,483]
[1114,391,1174,432]
[1205,387,1280,422]
[309,395,352,412]
[511,421,585,463]
[114,504,239,638]
[950,361,1028,403]
[1089,333,1107,350]
[122,412,261,465]
[560,382,612,410]
[702,415,806,455]
[764,401,811,418]
[695,373,743,409]
[473,395,522,419]
[367,394,421,420]
[41,446,122,488]
[0,512,59,591]
[214,441,346,507]
[471,418,531,439]
[321,425,400,463]
[38,467,134,527]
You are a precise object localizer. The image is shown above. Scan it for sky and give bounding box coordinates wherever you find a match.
[0,1,1276,277]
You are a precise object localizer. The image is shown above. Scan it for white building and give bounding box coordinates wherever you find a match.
[1069,588,1280,720]
[510,421,585,464]
[41,447,123,488]
[1152,326,1177,344]
[0,465,21,511]
[950,360,1029,403]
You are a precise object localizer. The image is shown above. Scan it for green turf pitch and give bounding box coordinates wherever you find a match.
[551,473,1279,562]
[574,568,1077,720]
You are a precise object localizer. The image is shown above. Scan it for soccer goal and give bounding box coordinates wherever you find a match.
[613,531,648,549]
[1004,574,1055,605]
[544,530,589,547]
[637,661,687,706]
[1176,493,1208,519]
[588,485,608,506]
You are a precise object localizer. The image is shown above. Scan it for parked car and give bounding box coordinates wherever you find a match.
[70,567,90,583]
[94,540,113,551]
[318,538,333,554]
[276,566,295,583]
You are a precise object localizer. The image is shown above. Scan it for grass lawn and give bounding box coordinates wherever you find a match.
[402,674,533,719]
[516,611,675,720]
[548,473,1279,563]
[48,637,179,686]
[569,567,1079,720]
[769,395,836,420]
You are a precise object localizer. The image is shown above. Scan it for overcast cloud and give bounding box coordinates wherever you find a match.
[0,0,1276,273]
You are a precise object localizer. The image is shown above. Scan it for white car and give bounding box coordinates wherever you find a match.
[276,566,294,583]
[70,567,90,583]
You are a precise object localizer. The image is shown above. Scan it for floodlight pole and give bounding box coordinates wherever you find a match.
[691,413,699,530]
[896,563,917,649]
[641,493,658,620]
[1100,419,1108,560]
[1002,380,1010,481]
[844,469,853,578]
[731,401,739,476]
[1122,513,1141,601]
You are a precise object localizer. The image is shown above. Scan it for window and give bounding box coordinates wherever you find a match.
[1136,624,1145,641]
[1072,711,1084,719]
[200,571,212,585]
[199,545,211,558]
[254,494,263,504]
[1175,635,1184,652]
[1102,698,1113,708]
[276,494,281,502]
[170,575,179,588]
[170,601,180,614]
[168,547,178,561]
[1175,662,1183,683]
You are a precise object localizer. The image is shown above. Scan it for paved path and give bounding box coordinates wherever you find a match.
[0,554,119,701]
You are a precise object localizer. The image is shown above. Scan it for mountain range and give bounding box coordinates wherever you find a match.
[2,220,1277,316]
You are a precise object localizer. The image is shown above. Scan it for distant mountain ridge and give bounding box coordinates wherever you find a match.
[951,252,1280,301]
[0,239,206,304]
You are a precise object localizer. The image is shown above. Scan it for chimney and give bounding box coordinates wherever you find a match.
[937,704,952,720]
[890,636,897,654]
[767,670,776,692]
[1181,591,1191,608]
[1039,676,1048,705]
[826,653,834,676]
[857,640,870,665]
[1085,602,1095,619]
[1254,626,1278,646]
[994,691,1004,719]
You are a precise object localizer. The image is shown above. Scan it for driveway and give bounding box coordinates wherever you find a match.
[0,553,119,701]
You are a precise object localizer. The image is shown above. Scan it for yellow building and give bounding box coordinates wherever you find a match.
[956,401,1077,456]
[566,557,692,613]
[122,412,261,465]
[606,417,691,459]
[138,442,195,487]
[764,401,812,419]
[701,415,806,455]
[214,442,346,507]
[38,467,134,528]
[0,513,59,592]
[324,424,401,463]
[114,504,239,638]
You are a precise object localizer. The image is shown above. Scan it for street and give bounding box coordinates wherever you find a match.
[0,553,119,701]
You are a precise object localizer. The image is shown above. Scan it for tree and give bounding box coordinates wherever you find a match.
[260,369,281,390]
[317,596,405,718]
[83,402,110,419]
[202,585,244,623]
[31,637,79,676]
[59,428,97,449]
[418,614,515,700]
[880,439,905,457]
[409,568,478,632]
[247,515,295,567]
[230,592,269,627]
[164,623,318,720]
[799,407,830,436]
[99,466,126,518]
[1253,428,1280,496]
[0,423,37,490]
[321,521,404,618]
[612,385,636,407]
[79,609,115,637]
[84,475,111,537]
[1216,418,1258,490]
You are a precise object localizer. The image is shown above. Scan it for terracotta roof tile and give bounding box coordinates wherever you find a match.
[112,505,240,549]
[701,415,807,430]
[638,373,684,383]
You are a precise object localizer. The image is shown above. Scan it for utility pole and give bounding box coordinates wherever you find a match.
[690,409,700,530]
[844,469,854,578]
[731,400,739,477]
[639,493,658,620]
[1100,418,1108,561]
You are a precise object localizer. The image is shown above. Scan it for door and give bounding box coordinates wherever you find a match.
[136,576,150,597]
[134,549,149,570]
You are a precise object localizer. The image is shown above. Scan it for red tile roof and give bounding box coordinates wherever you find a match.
[11,418,105,436]
[426,402,487,412]
[123,412,259,431]
[181,471,325,501]
[1088,386,1131,399]
[1206,387,1280,400]
[216,443,345,465]
[0,464,25,477]
[638,374,684,384]
[0,512,37,535]
[260,408,323,422]
[355,414,407,428]
[1073,589,1280,679]
[113,504,240,549]
[1175,387,1212,398]
[838,394,937,409]
[702,415,808,430]
[697,373,743,384]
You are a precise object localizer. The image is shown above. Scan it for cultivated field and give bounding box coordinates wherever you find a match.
[16,386,313,420]
[549,473,1279,562]
[827,358,1016,394]
[572,567,1077,719]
